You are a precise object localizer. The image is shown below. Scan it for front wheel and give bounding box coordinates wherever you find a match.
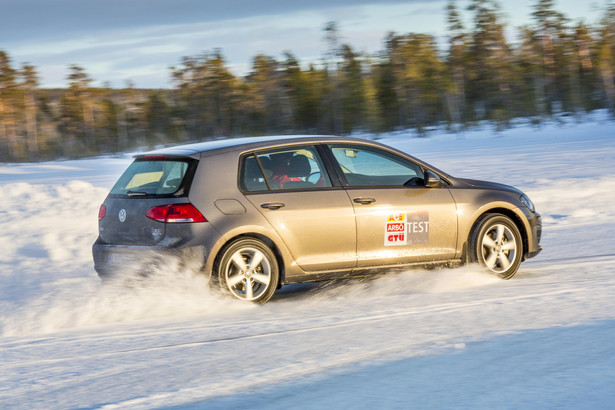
[217,238,279,304]
[469,214,523,279]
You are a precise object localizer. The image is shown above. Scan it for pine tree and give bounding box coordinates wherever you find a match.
[384,33,446,132]
[446,0,467,125]
[20,64,39,159]
[171,50,238,139]
[467,0,513,122]
[567,22,596,113]
[0,51,18,160]
[99,97,119,152]
[375,36,399,130]
[597,3,615,113]
[59,65,93,157]
[67,65,95,153]
[281,54,323,133]
[531,0,569,114]
[144,92,174,144]
[516,26,544,116]
[323,21,343,134]
[339,44,366,133]
[246,54,291,134]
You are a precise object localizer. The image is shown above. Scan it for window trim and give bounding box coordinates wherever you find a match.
[238,153,271,192]
[237,144,340,194]
[322,143,451,189]
[108,156,198,199]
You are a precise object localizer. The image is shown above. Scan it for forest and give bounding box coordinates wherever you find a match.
[0,0,614,162]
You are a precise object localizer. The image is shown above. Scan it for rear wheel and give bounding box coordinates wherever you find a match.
[217,238,279,304]
[469,214,522,279]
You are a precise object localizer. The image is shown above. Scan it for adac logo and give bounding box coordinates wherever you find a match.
[118,209,127,223]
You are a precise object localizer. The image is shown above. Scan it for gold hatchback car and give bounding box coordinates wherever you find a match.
[93,136,542,303]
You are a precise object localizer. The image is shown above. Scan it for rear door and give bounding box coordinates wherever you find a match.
[241,145,356,272]
[326,144,458,268]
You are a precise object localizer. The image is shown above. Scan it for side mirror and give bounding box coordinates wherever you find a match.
[424,170,442,188]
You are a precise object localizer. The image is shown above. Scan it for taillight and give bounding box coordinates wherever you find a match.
[98,204,106,220]
[146,203,207,223]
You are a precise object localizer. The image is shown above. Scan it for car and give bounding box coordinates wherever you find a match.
[93,135,542,303]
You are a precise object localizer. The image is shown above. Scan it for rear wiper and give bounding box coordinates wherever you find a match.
[126,190,148,196]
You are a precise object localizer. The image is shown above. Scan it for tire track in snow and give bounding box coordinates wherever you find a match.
[525,252,615,267]
[3,253,613,370]
[0,286,593,368]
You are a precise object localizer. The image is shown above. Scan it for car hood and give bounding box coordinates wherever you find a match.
[456,178,522,194]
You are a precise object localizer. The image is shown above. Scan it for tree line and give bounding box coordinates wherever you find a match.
[1,0,614,162]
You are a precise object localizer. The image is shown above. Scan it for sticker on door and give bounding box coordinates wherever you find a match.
[385,211,429,246]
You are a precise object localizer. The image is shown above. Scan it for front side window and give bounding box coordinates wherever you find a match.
[241,146,332,191]
[110,159,193,196]
[329,145,424,187]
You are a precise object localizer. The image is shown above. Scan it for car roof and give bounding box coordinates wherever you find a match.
[137,134,454,181]
[141,135,373,157]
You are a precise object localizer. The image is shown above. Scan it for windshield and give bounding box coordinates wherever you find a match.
[110,159,194,196]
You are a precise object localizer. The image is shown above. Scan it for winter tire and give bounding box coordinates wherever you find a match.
[218,238,279,304]
[469,214,523,279]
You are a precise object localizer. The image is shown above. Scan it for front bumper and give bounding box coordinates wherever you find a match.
[524,211,542,260]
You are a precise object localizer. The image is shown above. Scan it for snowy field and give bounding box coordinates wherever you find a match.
[1,113,615,409]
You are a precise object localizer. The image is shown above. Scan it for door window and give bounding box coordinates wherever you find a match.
[329,145,424,187]
[241,146,333,191]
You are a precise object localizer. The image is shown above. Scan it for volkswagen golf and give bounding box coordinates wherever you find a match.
[93,136,542,303]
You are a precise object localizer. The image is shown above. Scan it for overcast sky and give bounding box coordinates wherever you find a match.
[0,0,605,88]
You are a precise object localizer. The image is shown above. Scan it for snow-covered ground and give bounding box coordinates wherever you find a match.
[1,113,615,409]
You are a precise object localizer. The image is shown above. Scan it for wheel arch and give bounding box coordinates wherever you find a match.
[463,207,529,262]
[210,232,286,288]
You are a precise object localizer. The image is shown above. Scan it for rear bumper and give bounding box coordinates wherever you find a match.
[93,241,156,279]
[92,240,212,280]
[93,220,223,280]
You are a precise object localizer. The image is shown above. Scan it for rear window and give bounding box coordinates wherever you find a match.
[110,159,195,197]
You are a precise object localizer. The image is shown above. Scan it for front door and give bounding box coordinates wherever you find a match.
[327,144,458,268]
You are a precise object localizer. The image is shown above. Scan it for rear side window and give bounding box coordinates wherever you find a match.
[241,146,332,192]
[110,159,195,197]
[241,155,268,191]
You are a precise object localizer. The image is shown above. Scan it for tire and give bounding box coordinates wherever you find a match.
[469,214,523,279]
[217,238,279,304]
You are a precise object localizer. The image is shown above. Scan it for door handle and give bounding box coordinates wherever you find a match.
[261,202,285,210]
[353,197,376,205]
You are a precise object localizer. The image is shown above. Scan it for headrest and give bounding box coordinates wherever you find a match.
[287,155,311,178]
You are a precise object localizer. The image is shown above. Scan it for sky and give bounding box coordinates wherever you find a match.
[0,0,607,88]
